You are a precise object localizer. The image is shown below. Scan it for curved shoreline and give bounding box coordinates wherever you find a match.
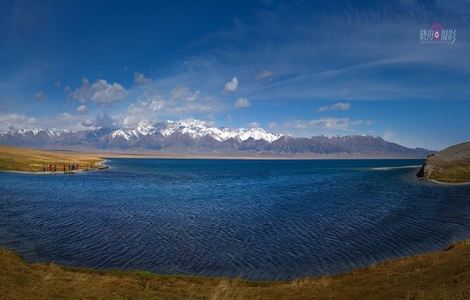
[2,241,470,299]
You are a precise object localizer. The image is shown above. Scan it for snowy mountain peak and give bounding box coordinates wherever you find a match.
[109,119,283,143]
[135,121,157,136]
[237,127,282,143]
[4,128,67,137]
[159,119,283,142]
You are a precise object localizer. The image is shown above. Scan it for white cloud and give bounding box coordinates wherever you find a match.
[34,90,47,101]
[278,117,374,138]
[285,117,372,131]
[122,94,166,126]
[317,102,351,112]
[68,78,128,105]
[81,119,94,127]
[90,79,128,104]
[268,122,278,129]
[234,97,250,108]
[256,70,273,80]
[249,122,260,128]
[76,105,88,114]
[134,72,152,85]
[0,113,36,130]
[382,130,396,141]
[287,118,351,130]
[67,79,92,103]
[119,87,219,127]
[224,76,238,92]
[171,86,200,102]
[81,113,117,129]
[0,112,93,131]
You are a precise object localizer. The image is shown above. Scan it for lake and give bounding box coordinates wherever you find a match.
[0,158,469,280]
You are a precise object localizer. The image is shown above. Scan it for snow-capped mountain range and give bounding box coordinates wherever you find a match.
[0,119,430,157]
[110,119,283,143]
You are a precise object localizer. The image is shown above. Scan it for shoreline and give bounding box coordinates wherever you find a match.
[86,151,428,160]
[2,240,470,298]
[0,159,109,175]
[4,241,469,278]
[427,178,470,186]
[5,240,466,282]
[0,166,109,175]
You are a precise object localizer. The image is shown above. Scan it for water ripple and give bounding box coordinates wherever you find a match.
[0,159,469,280]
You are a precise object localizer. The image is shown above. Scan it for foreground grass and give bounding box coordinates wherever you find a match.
[1,242,470,299]
[0,145,103,172]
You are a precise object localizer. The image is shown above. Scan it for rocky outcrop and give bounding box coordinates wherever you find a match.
[416,153,435,179]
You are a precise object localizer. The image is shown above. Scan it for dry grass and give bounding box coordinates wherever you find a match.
[0,145,103,172]
[427,159,470,183]
[431,166,470,183]
[1,241,470,299]
[425,142,470,183]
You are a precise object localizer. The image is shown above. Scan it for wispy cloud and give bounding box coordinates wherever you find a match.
[286,118,352,131]
[76,105,88,114]
[256,70,273,81]
[0,112,91,131]
[34,90,47,101]
[134,72,152,85]
[280,117,374,137]
[234,97,250,108]
[171,86,200,102]
[317,102,351,112]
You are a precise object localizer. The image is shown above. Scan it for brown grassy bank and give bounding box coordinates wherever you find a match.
[418,141,470,183]
[0,145,103,172]
[1,241,470,299]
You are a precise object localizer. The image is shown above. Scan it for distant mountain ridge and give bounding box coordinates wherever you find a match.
[0,119,430,157]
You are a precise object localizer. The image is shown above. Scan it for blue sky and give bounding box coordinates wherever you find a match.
[0,0,469,150]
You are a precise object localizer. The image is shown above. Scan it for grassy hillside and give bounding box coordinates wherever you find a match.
[1,241,470,299]
[0,145,103,172]
[421,142,470,183]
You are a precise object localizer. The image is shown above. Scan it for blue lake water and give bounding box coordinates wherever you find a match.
[0,158,469,280]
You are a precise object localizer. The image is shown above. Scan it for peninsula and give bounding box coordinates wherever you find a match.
[0,145,103,173]
[417,141,470,183]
